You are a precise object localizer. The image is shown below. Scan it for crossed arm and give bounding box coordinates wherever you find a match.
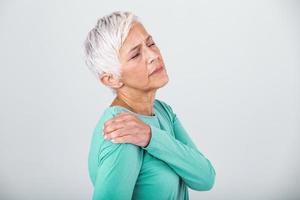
[93,105,216,199]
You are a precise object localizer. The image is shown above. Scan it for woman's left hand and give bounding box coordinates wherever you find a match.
[102,112,152,147]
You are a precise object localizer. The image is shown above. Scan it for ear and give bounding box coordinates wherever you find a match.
[99,72,124,89]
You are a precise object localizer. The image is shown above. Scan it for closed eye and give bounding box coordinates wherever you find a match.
[130,43,155,60]
[131,53,140,59]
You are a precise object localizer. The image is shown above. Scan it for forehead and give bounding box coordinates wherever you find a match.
[119,22,150,54]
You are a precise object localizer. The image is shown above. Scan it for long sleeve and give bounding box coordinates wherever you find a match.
[92,141,143,200]
[142,104,216,191]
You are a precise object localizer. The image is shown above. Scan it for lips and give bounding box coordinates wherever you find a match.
[150,66,164,76]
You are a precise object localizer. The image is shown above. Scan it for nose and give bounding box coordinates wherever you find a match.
[144,46,159,65]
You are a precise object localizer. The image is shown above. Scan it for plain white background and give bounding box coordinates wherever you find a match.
[0,0,299,199]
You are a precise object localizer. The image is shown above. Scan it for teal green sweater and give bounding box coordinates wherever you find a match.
[88,99,216,200]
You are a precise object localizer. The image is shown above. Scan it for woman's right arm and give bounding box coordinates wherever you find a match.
[93,143,143,200]
[92,114,144,200]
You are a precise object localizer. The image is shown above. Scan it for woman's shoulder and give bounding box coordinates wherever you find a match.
[96,99,175,126]
[97,106,130,126]
[90,105,139,150]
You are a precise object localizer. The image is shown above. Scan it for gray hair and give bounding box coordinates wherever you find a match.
[83,11,140,92]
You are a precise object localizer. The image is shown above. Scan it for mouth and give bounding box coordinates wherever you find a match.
[150,66,164,76]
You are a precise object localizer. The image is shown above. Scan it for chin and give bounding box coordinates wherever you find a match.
[154,75,169,89]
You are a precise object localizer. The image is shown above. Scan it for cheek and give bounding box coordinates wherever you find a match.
[122,64,149,85]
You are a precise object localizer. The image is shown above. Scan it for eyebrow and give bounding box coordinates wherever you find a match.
[128,35,152,54]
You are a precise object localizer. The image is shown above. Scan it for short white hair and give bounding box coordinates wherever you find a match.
[83,11,140,91]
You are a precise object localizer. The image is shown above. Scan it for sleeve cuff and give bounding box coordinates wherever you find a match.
[142,125,166,151]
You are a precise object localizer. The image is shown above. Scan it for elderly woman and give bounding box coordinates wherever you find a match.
[84,11,216,200]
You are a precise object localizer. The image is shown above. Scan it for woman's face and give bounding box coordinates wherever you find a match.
[118,22,169,92]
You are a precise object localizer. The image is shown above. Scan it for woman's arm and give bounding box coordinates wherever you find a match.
[93,141,143,199]
[91,113,144,200]
[142,102,216,191]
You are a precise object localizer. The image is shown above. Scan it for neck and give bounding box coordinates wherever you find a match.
[111,88,157,116]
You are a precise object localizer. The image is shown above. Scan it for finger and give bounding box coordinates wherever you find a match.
[111,135,135,144]
[103,115,129,134]
[105,126,135,139]
[104,128,125,140]
[103,121,125,134]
